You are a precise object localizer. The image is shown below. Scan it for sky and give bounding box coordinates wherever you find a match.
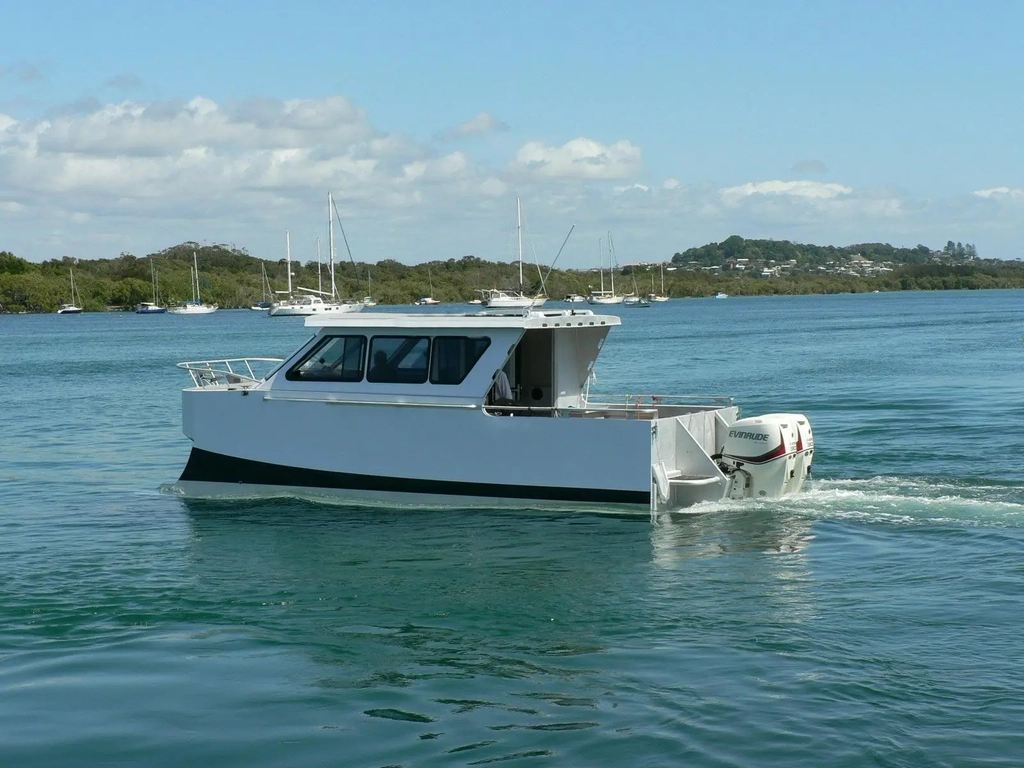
[1,0,1022,267]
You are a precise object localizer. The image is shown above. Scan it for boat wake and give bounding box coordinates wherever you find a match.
[768,476,1023,528]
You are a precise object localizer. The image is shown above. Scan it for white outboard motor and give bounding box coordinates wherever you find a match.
[775,413,814,494]
[717,414,814,499]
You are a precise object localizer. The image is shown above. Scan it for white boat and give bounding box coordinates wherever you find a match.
[57,268,84,314]
[588,235,625,305]
[648,264,669,302]
[168,252,218,314]
[137,257,167,313]
[172,308,814,514]
[360,270,377,308]
[417,266,441,306]
[563,294,586,303]
[270,289,364,316]
[477,198,547,309]
[715,292,729,299]
[269,219,363,317]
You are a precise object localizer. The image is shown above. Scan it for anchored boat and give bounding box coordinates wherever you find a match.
[173,309,813,513]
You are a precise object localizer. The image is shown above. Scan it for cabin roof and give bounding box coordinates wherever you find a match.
[305,308,622,331]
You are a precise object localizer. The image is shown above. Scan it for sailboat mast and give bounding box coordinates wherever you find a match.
[193,251,201,303]
[517,196,523,291]
[608,233,616,295]
[599,239,605,293]
[285,230,293,298]
[328,192,337,300]
[316,237,322,294]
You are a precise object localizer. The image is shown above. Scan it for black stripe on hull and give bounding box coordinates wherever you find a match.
[179,448,650,506]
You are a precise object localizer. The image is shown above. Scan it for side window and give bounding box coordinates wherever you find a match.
[286,335,366,382]
[367,336,430,384]
[430,336,491,385]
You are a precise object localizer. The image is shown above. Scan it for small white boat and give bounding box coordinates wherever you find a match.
[57,268,84,314]
[715,292,729,299]
[476,197,548,309]
[648,264,669,302]
[587,234,624,305]
[136,258,167,313]
[477,288,546,309]
[173,308,814,514]
[168,252,218,315]
[361,271,377,307]
[417,266,441,305]
[270,290,364,316]
[563,294,586,303]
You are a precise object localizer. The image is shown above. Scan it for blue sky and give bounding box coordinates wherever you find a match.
[1,0,1022,266]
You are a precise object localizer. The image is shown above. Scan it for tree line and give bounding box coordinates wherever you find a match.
[1,238,1022,313]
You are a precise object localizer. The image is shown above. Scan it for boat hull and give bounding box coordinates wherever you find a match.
[168,305,218,315]
[174,447,649,511]
[179,391,654,512]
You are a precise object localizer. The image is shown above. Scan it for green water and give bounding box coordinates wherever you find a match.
[2,292,1023,766]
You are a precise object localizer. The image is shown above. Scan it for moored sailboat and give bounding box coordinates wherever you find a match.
[136,257,167,313]
[477,198,547,309]
[57,268,84,314]
[648,263,669,302]
[168,251,218,314]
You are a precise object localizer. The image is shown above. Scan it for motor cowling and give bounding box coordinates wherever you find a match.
[718,413,813,499]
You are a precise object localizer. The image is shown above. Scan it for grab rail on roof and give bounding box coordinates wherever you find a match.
[177,357,284,388]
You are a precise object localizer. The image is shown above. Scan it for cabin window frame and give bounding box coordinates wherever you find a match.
[429,335,492,385]
[285,334,368,382]
[367,335,432,384]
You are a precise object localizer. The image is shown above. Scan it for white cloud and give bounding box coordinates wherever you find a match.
[721,180,853,205]
[441,111,509,140]
[1,92,1022,265]
[974,187,1024,200]
[510,138,642,180]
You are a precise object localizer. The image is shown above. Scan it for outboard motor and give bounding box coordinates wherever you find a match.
[718,414,813,499]
[775,413,814,494]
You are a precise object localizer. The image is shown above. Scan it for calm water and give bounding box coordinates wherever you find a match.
[2,292,1023,767]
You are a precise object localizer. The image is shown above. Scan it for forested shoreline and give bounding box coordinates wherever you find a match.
[1,238,1022,313]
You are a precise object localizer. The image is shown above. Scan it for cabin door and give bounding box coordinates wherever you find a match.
[515,330,553,410]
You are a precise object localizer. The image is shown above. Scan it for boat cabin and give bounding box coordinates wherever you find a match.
[277,308,618,414]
